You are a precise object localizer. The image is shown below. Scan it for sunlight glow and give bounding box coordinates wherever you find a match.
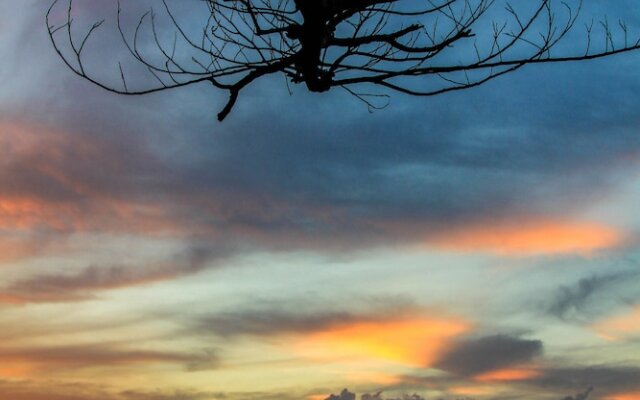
[427,220,622,256]
[293,317,470,367]
[474,367,541,382]
[604,393,640,400]
[593,306,640,341]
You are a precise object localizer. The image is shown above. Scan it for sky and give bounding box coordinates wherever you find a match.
[1,1,640,399]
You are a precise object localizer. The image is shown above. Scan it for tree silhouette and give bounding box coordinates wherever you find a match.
[47,0,640,121]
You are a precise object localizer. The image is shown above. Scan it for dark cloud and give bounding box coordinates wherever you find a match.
[547,270,640,320]
[190,301,415,338]
[193,310,362,338]
[326,389,355,400]
[0,344,218,371]
[2,0,640,255]
[0,246,227,303]
[561,387,593,400]
[527,366,640,397]
[435,334,543,376]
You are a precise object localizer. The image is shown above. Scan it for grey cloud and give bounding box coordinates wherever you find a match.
[4,0,640,254]
[190,301,415,338]
[193,310,362,337]
[0,246,227,303]
[528,366,640,396]
[0,344,218,371]
[435,334,543,376]
[547,270,640,320]
[561,387,593,400]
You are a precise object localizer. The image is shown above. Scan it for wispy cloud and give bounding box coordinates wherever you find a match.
[425,220,624,256]
[292,316,470,367]
[592,305,640,341]
[548,271,640,320]
[0,246,227,304]
[0,343,218,373]
[191,305,470,367]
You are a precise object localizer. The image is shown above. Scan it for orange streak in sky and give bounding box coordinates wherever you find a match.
[307,395,329,400]
[428,220,622,256]
[604,393,640,400]
[449,385,497,396]
[592,306,640,341]
[474,367,540,382]
[293,317,470,367]
[0,363,32,378]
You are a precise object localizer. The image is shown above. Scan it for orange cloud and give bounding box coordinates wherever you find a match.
[0,362,31,378]
[474,367,540,382]
[604,393,640,400]
[292,316,470,367]
[592,306,640,341]
[307,395,329,400]
[427,220,622,256]
[0,123,190,265]
[448,385,497,397]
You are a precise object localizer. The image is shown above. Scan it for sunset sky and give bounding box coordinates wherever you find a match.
[1,1,640,399]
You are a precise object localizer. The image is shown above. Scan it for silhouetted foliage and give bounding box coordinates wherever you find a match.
[328,387,594,400]
[48,0,640,120]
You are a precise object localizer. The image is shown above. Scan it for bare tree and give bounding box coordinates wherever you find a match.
[47,0,640,121]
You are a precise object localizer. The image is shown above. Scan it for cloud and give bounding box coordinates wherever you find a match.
[474,367,541,383]
[3,51,640,256]
[194,309,367,338]
[0,344,218,373]
[548,271,640,320]
[0,246,227,304]
[434,334,543,376]
[425,219,624,256]
[192,305,470,367]
[293,316,470,367]
[189,298,421,337]
[561,387,593,400]
[592,305,640,341]
[2,0,640,264]
[604,393,640,400]
[527,366,640,396]
[0,122,181,236]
